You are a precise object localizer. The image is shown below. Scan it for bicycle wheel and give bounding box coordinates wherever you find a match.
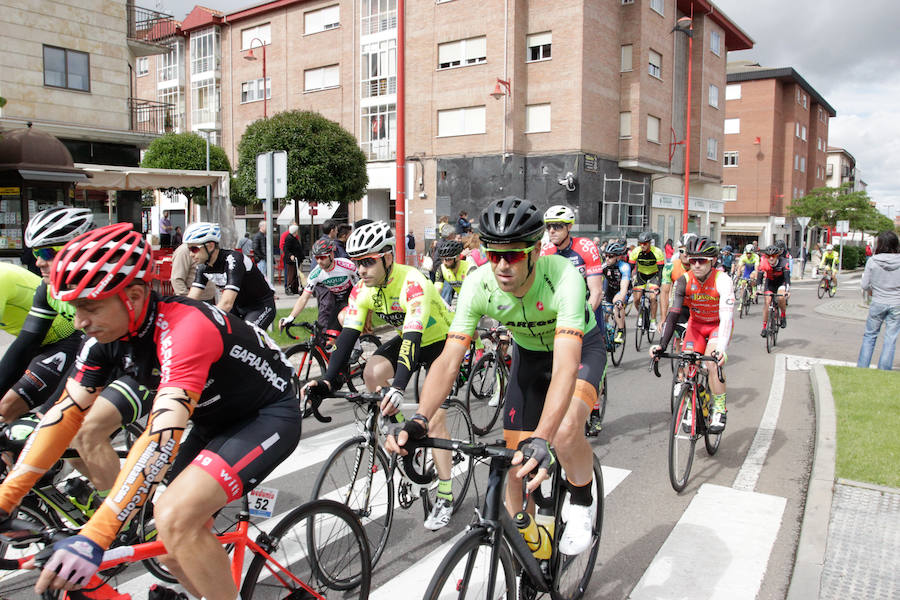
[817,280,826,299]
[610,323,626,367]
[668,385,697,492]
[0,497,58,560]
[828,280,837,297]
[347,334,381,392]
[551,456,605,600]
[284,343,328,386]
[421,399,475,516]
[135,499,179,584]
[423,529,516,600]
[466,352,506,436]
[646,304,656,344]
[704,410,723,456]
[634,306,645,352]
[765,309,776,354]
[310,436,394,567]
[241,499,371,599]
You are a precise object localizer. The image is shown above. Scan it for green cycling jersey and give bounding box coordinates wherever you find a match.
[738,252,760,267]
[0,263,76,344]
[450,255,597,352]
[628,245,666,275]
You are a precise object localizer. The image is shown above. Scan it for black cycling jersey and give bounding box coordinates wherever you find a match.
[193,249,275,312]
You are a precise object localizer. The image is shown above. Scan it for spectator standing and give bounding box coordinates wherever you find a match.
[811,243,822,270]
[455,210,472,235]
[236,232,253,256]
[438,216,454,239]
[283,225,304,295]
[170,242,216,301]
[865,242,873,258]
[159,210,173,247]
[335,223,352,259]
[279,222,295,289]
[857,231,900,370]
[252,221,268,277]
[406,230,417,266]
[319,219,338,242]
[664,239,674,262]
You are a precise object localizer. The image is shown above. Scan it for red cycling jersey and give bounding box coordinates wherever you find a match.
[540,237,603,279]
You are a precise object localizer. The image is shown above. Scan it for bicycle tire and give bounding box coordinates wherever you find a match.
[466,352,506,436]
[610,322,626,367]
[310,435,394,567]
[668,385,696,492]
[423,528,517,600]
[634,306,645,352]
[284,343,328,386]
[828,281,837,298]
[240,499,372,599]
[551,455,604,600]
[134,499,180,584]
[817,280,826,299]
[0,497,59,560]
[704,411,723,456]
[420,399,475,516]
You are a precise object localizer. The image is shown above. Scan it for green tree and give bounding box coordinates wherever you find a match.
[140,132,231,205]
[232,111,368,210]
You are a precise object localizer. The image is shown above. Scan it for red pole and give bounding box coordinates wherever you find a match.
[262,44,267,119]
[394,0,406,264]
[681,6,693,235]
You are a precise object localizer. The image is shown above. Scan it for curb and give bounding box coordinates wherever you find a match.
[786,363,836,600]
[812,300,869,322]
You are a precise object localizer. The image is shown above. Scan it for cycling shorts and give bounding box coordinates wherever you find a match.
[169,394,301,502]
[99,376,154,425]
[14,334,83,411]
[764,278,787,295]
[741,264,756,280]
[503,327,606,448]
[634,271,661,289]
[373,335,445,377]
[315,288,350,332]
[681,320,731,356]
[233,297,277,330]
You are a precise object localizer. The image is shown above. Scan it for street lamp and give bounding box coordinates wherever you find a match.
[198,127,217,223]
[673,11,694,236]
[243,38,268,118]
[489,78,511,158]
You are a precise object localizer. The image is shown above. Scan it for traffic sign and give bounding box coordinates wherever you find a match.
[796,216,810,228]
[256,151,288,199]
[836,220,850,233]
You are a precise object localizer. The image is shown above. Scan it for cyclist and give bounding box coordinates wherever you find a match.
[600,241,631,344]
[434,239,475,306]
[819,243,839,287]
[0,223,300,599]
[387,197,605,555]
[659,233,695,315]
[719,245,735,274]
[759,244,791,336]
[540,205,604,319]
[628,231,665,332]
[650,236,733,434]
[186,221,277,330]
[301,221,458,531]
[278,237,357,335]
[735,244,760,302]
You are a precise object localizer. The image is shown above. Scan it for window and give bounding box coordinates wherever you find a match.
[723,151,738,167]
[819,107,827,123]
[240,77,271,103]
[708,84,719,108]
[800,156,806,172]
[438,106,486,137]
[361,0,397,35]
[650,0,664,15]
[527,32,552,62]
[304,65,339,91]
[191,77,218,125]
[620,44,633,72]
[619,111,631,138]
[305,5,340,34]
[725,84,741,100]
[722,185,737,201]
[241,23,271,49]
[43,45,90,91]
[361,103,396,160]
[136,57,149,77]
[158,85,182,132]
[621,0,634,4]
[710,31,721,56]
[826,163,834,177]
[795,122,801,138]
[817,137,823,151]
[361,39,396,98]
[797,88,807,108]
[707,137,718,160]
[647,115,660,143]
[525,104,550,133]
[437,36,486,69]
[158,40,182,82]
[190,27,219,75]
[801,125,807,141]
[648,49,661,78]
[724,118,740,134]
[793,186,798,199]
[794,154,799,170]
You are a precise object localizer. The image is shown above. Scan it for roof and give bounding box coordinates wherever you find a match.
[726,64,837,117]
[676,0,754,51]
[226,0,307,23]
[179,5,225,33]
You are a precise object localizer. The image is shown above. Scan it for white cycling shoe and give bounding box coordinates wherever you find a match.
[558,493,596,555]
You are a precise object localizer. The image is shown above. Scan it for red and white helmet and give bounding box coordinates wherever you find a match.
[51,223,154,302]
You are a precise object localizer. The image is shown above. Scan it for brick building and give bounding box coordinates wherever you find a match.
[133,0,751,248]
[721,61,836,250]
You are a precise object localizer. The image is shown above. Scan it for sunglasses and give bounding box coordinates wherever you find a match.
[545,222,568,231]
[352,254,384,268]
[32,246,64,261]
[188,245,205,254]
[765,254,780,260]
[314,254,332,261]
[688,257,712,265]
[484,245,536,265]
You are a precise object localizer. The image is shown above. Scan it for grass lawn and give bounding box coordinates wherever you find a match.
[826,365,900,488]
[269,307,319,347]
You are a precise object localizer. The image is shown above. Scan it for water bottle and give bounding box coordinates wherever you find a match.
[535,506,555,543]
[698,385,710,418]
[63,477,99,514]
[515,511,552,560]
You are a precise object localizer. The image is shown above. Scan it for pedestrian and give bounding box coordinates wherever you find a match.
[811,243,822,273]
[335,223,352,259]
[857,230,900,370]
[252,221,268,278]
[283,225,304,295]
[159,210,173,247]
[438,216,454,239]
[455,211,471,235]
[172,226,183,247]
[405,229,417,266]
[319,219,338,242]
[236,232,253,255]
[664,238,674,262]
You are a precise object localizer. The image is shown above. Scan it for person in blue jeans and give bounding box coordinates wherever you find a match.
[857,230,900,370]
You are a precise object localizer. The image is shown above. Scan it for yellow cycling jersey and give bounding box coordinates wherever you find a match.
[435,258,473,292]
[820,251,839,267]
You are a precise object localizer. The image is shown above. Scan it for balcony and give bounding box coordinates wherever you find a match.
[129,98,176,135]
[127,2,178,57]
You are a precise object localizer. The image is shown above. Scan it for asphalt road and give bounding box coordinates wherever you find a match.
[0,271,870,599]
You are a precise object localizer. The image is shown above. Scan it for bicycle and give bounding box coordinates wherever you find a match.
[0,495,371,600]
[306,389,474,567]
[633,286,659,351]
[465,326,512,437]
[651,351,725,493]
[817,269,837,299]
[600,301,626,367]
[283,322,381,391]
[764,292,785,354]
[402,437,604,600]
[735,278,753,319]
[412,330,483,404]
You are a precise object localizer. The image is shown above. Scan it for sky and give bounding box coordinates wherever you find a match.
[160,0,900,219]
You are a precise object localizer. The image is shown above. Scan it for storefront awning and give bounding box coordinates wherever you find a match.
[18,169,90,183]
[74,164,226,191]
[277,200,339,226]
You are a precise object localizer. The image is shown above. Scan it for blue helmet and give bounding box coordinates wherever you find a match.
[183,222,221,245]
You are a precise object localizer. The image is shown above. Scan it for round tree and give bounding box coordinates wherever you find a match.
[141,132,231,205]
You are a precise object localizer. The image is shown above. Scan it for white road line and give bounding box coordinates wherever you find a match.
[733,353,785,492]
[263,423,357,483]
[629,483,786,600]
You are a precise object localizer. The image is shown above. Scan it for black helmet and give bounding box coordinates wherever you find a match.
[637,231,653,244]
[685,236,719,258]
[763,244,782,256]
[604,242,626,256]
[312,238,336,255]
[438,240,464,258]
[775,239,786,249]
[478,197,544,245]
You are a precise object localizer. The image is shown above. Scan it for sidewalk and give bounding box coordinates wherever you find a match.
[788,364,900,599]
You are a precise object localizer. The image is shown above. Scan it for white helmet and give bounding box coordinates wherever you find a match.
[680,232,697,247]
[744,244,754,254]
[346,221,395,257]
[826,244,834,251]
[25,207,93,248]
[183,222,221,244]
[543,205,575,224]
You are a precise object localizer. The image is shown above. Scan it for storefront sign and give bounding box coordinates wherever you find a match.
[0,187,20,196]
[652,193,724,214]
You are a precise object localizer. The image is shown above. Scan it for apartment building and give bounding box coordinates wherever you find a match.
[721,62,837,249]
[825,146,866,193]
[0,0,176,259]
[135,0,750,245]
